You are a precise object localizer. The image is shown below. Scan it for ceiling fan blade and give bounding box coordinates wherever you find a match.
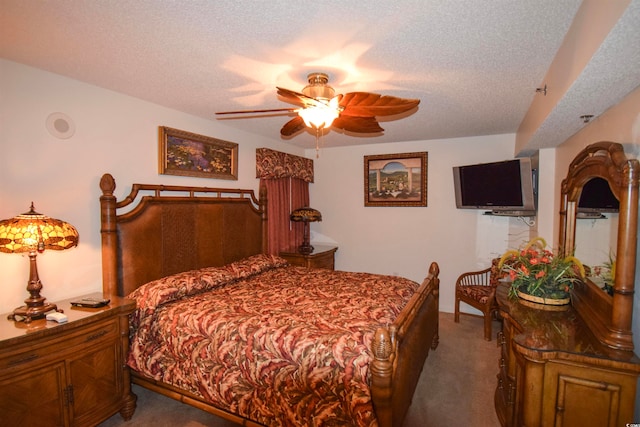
[332,116,384,133]
[339,92,420,117]
[216,107,297,115]
[280,116,307,136]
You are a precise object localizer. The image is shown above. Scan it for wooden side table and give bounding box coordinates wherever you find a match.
[280,245,338,270]
[0,293,137,426]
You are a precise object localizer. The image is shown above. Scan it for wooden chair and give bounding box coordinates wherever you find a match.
[454,258,503,341]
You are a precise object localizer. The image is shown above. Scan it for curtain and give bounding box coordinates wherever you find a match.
[290,177,309,250]
[256,148,313,255]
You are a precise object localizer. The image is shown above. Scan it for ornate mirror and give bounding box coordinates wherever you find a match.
[559,141,639,351]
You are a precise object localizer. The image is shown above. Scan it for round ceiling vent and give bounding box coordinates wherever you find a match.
[46,112,75,139]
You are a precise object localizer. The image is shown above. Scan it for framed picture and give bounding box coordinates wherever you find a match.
[159,126,238,180]
[364,152,428,207]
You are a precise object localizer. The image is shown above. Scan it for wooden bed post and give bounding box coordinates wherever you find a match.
[371,327,395,427]
[100,173,118,297]
[259,183,268,254]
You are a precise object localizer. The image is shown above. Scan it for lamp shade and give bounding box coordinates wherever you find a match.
[290,207,322,223]
[297,104,339,130]
[0,203,79,253]
[298,72,340,130]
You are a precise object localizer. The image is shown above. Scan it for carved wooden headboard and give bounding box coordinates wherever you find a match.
[99,173,268,297]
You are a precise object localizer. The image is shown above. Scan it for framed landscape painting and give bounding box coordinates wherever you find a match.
[159,126,238,180]
[364,152,428,207]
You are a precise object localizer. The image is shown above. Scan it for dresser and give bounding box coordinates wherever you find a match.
[279,245,337,270]
[495,283,640,426]
[494,142,640,426]
[0,293,136,426]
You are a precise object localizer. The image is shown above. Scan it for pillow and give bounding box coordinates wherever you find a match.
[128,267,236,324]
[127,254,289,327]
[224,254,289,279]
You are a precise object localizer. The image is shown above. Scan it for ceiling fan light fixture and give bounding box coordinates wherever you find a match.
[298,104,339,129]
[302,72,335,100]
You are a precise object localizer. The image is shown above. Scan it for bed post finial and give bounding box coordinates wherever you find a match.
[100,173,119,297]
[100,173,116,195]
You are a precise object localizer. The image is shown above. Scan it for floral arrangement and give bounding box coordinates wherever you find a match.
[590,251,616,295]
[498,237,585,300]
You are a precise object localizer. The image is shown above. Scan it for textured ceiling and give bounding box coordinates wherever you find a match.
[522,0,640,156]
[2,0,634,152]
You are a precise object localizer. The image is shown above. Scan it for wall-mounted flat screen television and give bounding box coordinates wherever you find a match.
[578,177,619,214]
[453,158,537,216]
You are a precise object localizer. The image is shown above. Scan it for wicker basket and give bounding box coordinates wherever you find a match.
[517,290,570,306]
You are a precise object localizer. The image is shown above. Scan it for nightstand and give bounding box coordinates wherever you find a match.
[280,245,338,270]
[0,293,137,426]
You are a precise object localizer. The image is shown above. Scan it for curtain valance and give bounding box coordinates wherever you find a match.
[256,148,314,183]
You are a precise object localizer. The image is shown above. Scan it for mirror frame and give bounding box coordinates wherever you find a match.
[559,141,639,351]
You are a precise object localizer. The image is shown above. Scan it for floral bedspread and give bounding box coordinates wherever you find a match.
[127,254,419,426]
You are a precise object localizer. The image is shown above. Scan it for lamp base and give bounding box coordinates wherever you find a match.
[8,302,60,323]
[7,250,63,323]
[298,243,314,255]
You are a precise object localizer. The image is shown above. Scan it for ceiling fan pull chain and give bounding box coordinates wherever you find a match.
[315,129,321,158]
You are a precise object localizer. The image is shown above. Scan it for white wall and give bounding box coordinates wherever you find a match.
[308,134,538,313]
[0,59,552,317]
[0,59,298,314]
[535,148,557,247]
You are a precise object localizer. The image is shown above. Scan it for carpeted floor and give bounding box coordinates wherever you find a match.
[100,312,501,426]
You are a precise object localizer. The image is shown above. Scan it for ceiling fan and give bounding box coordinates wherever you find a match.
[216,72,420,139]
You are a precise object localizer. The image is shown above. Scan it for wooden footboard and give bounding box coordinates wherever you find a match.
[371,262,440,427]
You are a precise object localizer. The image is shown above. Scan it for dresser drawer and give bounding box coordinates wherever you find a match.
[280,246,337,270]
[0,318,118,372]
[310,255,334,270]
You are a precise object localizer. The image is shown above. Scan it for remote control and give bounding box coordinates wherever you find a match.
[46,312,68,323]
[70,297,110,308]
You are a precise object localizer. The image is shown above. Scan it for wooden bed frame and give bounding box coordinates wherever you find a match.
[99,173,440,427]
